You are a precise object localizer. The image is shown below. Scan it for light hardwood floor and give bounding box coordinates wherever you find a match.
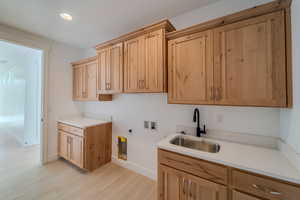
[0,129,156,200]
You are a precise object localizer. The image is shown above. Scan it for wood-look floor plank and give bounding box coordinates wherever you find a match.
[0,129,156,200]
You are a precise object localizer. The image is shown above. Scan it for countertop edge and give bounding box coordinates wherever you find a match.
[57,119,111,129]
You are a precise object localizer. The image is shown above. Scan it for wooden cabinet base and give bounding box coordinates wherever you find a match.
[158,149,300,200]
[58,122,112,171]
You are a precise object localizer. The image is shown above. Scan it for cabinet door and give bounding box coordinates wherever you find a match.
[214,11,286,107]
[58,131,69,159]
[124,36,143,92]
[143,29,165,92]
[168,30,214,104]
[85,61,98,100]
[97,47,110,94]
[109,43,123,93]
[69,134,84,168]
[232,191,262,200]
[158,165,182,200]
[158,165,227,200]
[73,65,84,100]
[182,173,227,200]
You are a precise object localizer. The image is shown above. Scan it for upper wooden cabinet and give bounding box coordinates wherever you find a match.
[168,30,214,104]
[167,1,292,107]
[97,42,123,94]
[213,11,287,107]
[72,57,98,101]
[124,29,165,92]
[72,57,112,101]
[124,36,142,92]
[96,19,175,93]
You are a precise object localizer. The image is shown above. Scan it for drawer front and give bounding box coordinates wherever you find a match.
[158,149,228,184]
[232,170,300,200]
[58,123,84,137]
[232,190,262,200]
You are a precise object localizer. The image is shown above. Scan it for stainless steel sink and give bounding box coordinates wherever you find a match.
[170,136,220,153]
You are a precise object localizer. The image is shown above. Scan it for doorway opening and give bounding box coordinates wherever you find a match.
[0,40,43,168]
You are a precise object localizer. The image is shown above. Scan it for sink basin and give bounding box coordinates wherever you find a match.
[170,136,220,153]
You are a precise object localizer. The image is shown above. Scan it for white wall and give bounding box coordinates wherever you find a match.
[23,47,42,146]
[46,42,85,160]
[83,0,280,179]
[0,24,85,161]
[280,0,300,154]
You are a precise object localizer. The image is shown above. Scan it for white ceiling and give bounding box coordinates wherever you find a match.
[0,0,219,48]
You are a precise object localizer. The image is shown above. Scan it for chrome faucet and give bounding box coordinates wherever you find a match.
[193,108,206,137]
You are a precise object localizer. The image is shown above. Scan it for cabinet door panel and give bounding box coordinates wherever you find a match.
[69,134,84,168]
[158,165,182,200]
[110,43,123,93]
[97,48,110,94]
[168,30,214,104]
[73,65,84,100]
[214,11,286,107]
[58,131,69,159]
[158,165,227,200]
[124,37,142,92]
[144,29,164,92]
[183,173,227,200]
[86,61,98,100]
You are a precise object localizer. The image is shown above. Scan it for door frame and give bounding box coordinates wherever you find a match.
[0,25,50,164]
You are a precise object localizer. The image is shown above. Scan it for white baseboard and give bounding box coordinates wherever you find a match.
[112,156,156,180]
[279,140,300,172]
[47,154,58,163]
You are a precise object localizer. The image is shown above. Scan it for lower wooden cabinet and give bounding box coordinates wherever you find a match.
[158,164,227,200]
[58,122,112,171]
[158,149,300,200]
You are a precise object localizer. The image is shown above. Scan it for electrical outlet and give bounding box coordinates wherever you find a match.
[150,121,157,131]
[144,121,149,129]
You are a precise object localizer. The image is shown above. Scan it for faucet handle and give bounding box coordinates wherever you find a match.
[201,125,206,135]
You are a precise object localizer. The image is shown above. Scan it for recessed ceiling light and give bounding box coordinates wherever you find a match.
[60,13,72,21]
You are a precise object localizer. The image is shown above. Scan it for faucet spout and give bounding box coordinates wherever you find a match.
[193,108,206,137]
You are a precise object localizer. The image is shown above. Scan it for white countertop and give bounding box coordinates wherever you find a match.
[58,117,110,129]
[158,134,300,185]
